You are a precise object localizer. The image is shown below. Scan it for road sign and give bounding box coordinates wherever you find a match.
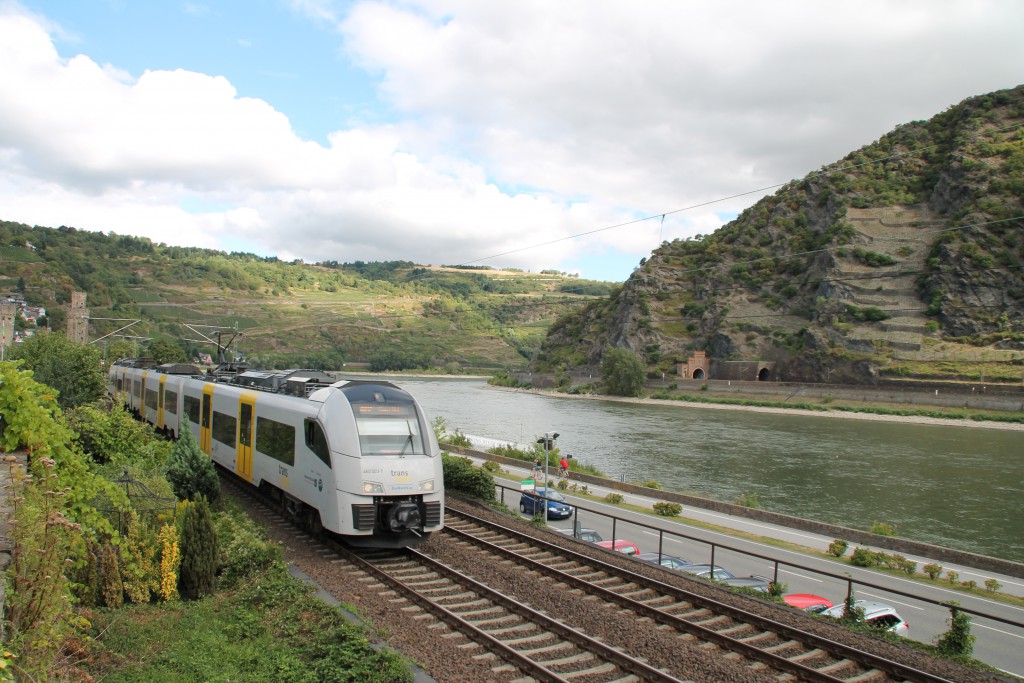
[520,479,535,491]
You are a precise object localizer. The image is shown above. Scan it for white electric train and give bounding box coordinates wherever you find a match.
[108,359,444,548]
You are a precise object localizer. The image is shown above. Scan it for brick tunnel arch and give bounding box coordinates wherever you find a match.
[758,367,770,381]
[692,368,705,380]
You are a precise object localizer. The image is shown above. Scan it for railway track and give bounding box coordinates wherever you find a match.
[441,504,957,683]
[222,473,967,682]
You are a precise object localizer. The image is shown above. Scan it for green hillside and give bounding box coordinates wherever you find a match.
[0,221,612,371]
[536,85,1024,384]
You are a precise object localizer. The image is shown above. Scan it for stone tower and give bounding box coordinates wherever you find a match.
[67,291,88,344]
[0,302,15,357]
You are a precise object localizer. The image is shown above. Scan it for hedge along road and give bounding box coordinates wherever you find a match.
[391,377,1024,564]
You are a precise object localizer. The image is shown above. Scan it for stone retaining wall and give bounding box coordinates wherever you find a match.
[447,445,1024,579]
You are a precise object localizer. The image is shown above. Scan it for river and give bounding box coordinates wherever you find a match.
[394,377,1024,563]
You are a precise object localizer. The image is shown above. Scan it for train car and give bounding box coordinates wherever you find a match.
[108,359,444,548]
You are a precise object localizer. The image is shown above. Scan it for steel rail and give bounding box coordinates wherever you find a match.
[446,504,959,683]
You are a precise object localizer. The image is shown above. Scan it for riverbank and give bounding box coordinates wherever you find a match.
[496,386,1024,431]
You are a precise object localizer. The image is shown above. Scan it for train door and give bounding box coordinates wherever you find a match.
[157,375,167,431]
[200,384,214,454]
[237,395,255,482]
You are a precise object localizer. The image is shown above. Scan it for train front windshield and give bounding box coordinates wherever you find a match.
[345,384,428,455]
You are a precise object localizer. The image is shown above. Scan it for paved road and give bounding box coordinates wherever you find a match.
[471,456,1024,677]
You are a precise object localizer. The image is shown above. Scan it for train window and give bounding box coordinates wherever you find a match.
[133,380,142,398]
[183,395,200,426]
[165,389,178,416]
[212,410,237,448]
[145,389,158,411]
[305,419,331,468]
[256,417,295,466]
[354,413,426,455]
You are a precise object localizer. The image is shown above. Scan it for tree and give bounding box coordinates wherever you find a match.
[165,421,220,503]
[178,497,218,599]
[148,338,188,365]
[8,331,105,409]
[600,347,646,397]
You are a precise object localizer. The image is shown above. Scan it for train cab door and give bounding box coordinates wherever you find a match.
[200,384,214,454]
[237,395,255,483]
[157,375,167,431]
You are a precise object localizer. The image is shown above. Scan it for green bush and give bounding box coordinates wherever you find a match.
[849,547,878,567]
[639,480,662,490]
[734,491,760,508]
[923,563,943,580]
[984,578,1001,593]
[653,501,681,517]
[481,460,501,473]
[827,539,848,557]
[179,497,219,600]
[166,423,220,503]
[935,602,975,657]
[214,507,283,587]
[604,493,624,504]
[869,521,896,536]
[946,570,959,584]
[441,454,496,502]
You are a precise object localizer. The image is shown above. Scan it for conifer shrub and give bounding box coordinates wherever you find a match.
[179,497,219,600]
[166,423,220,503]
[157,523,180,602]
[99,540,124,608]
[119,509,158,604]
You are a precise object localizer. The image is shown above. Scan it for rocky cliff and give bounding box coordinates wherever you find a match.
[536,85,1024,383]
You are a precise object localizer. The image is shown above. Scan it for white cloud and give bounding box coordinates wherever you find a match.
[1,1,1022,281]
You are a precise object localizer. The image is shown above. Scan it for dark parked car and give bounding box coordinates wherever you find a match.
[679,564,735,581]
[520,487,573,519]
[635,552,691,571]
[556,527,603,543]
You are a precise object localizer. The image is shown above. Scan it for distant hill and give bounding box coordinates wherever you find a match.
[536,85,1024,384]
[0,222,612,371]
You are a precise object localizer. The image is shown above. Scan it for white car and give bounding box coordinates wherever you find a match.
[820,600,909,637]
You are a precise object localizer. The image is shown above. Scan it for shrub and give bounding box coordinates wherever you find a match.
[156,523,180,602]
[849,547,878,567]
[99,540,125,608]
[961,579,977,590]
[923,562,943,580]
[984,578,1001,593]
[639,480,662,490]
[214,507,283,587]
[604,493,624,504]
[935,602,975,657]
[735,491,760,508]
[768,581,787,597]
[653,501,682,517]
[945,570,959,584]
[869,521,896,536]
[827,540,848,558]
[442,454,497,502]
[481,460,501,473]
[179,497,219,600]
[166,422,220,503]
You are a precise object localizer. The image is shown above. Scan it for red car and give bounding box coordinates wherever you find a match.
[595,539,640,555]
[782,593,833,614]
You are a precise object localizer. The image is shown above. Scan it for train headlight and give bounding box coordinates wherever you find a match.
[418,479,435,492]
[362,481,384,494]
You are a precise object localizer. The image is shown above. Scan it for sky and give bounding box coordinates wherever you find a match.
[1,1,1022,283]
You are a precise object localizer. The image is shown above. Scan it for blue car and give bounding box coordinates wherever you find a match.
[520,487,573,519]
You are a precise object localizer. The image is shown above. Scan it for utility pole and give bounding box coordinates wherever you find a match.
[535,431,559,491]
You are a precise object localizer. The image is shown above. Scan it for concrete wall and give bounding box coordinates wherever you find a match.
[446,445,1024,579]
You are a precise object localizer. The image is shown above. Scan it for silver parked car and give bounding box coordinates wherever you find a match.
[820,600,909,637]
